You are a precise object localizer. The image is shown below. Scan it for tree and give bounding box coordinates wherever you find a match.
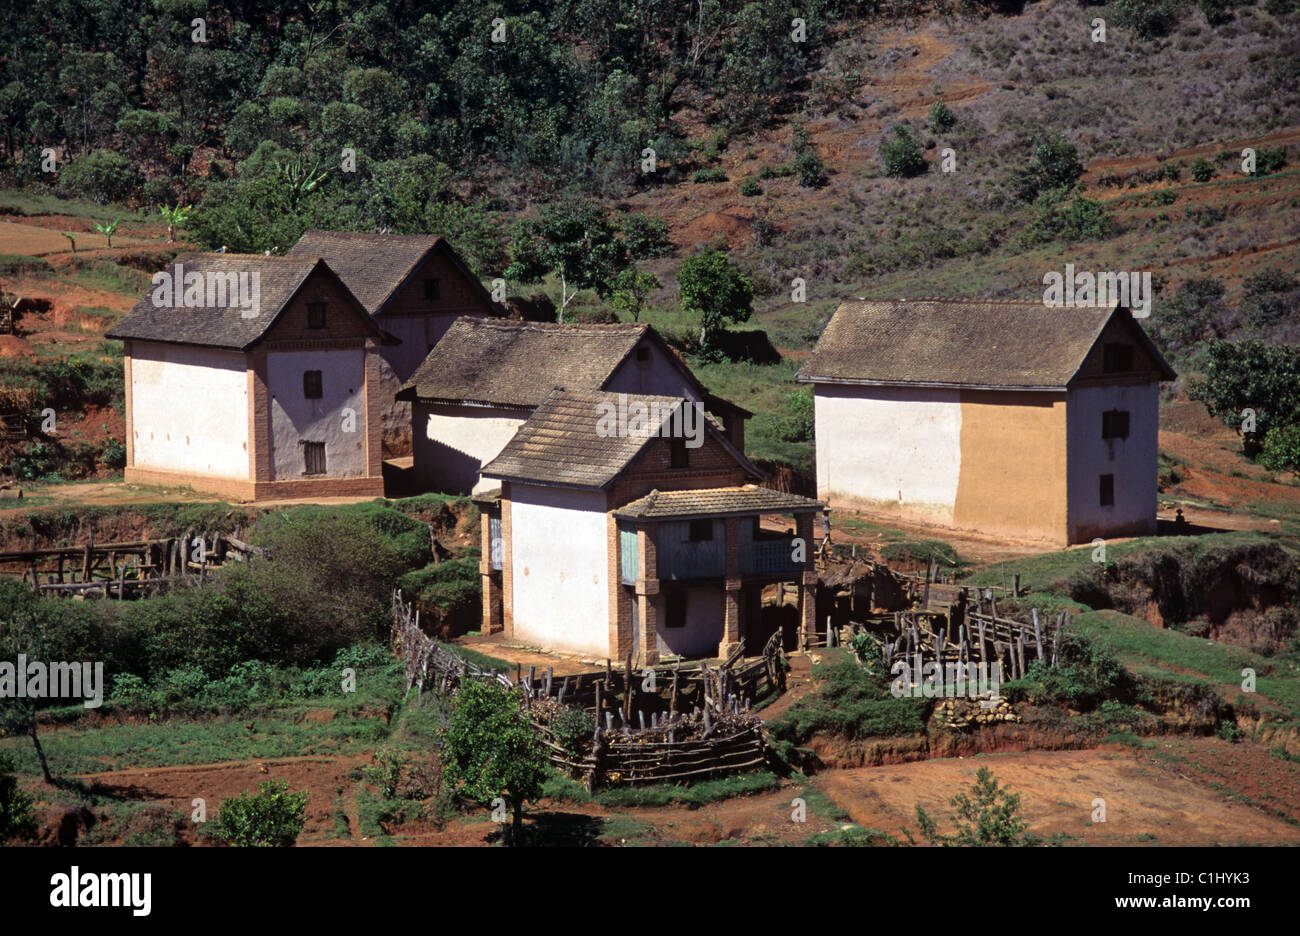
[677,248,753,354]
[0,610,54,783]
[1188,340,1300,454]
[441,680,548,845]
[504,199,629,321]
[610,268,661,323]
[57,150,141,204]
[92,219,120,249]
[913,767,1034,846]
[212,780,308,847]
[881,125,927,179]
[1150,276,1231,353]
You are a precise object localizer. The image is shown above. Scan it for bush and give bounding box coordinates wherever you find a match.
[1260,424,1300,473]
[768,657,927,745]
[0,753,36,842]
[739,177,762,196]
[775,389,814,442]
[794,149,827,188]
[620,214,671,259]
[1018,187,1111,245]
[548,707,594,757]
[914,767,1035,846]
[1241,269,1299,330]
[57,150,142,204]
[691,168,728,183]
[881,125,927,178]
[212,780,308,847]
[1011,134,1083,202]
[1114,0,1184,38]
[1189,156,1216,182]
[1019,632,1126,711]
[929,101,956,133]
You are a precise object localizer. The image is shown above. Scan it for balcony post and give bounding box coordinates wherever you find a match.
[796,511,817,649]
[719,516,743,659]
[636,525,660,665]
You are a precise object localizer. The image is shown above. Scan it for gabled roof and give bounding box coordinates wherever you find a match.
[106,254,381,350]
[796,298,1175,390]
[398,317,754,417]
[481,389,761,490]
[615,486,824,520]
[287,230,493,316]
[399,318,651,407]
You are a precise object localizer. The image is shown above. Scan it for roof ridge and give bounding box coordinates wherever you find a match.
[848,297,1052,305]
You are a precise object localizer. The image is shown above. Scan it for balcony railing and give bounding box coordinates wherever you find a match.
[742,539,801,576]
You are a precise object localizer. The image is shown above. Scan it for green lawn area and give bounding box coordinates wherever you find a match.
[1073,609,1300,722]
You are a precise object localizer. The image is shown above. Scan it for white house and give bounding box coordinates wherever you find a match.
[106,254,390,501]
[398,318,749,494]
[475,388,822,663]
[796,298,1176,545]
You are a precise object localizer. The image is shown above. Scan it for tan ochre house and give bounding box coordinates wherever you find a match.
[398,318,749,494]
[107,253,391,501]
[797,298,1176,545]
[474,389,822,664]
[286,231,497,454]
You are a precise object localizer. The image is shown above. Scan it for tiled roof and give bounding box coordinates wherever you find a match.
[481,389,759,489]
[401,318,652,407]
[287,230,450,315]
[615,486,824,520]
[106,254,328,349]
[797,298,1173,389]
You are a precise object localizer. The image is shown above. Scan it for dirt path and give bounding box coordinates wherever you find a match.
[814,743,1300,845]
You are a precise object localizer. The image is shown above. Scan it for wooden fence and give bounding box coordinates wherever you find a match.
[391,591,782,787]
[851,606,1065,681]
[0,531,268,598]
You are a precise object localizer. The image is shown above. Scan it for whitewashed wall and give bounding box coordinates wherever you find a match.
[266,348,367,479]
[129,341,249,479]
[509,484,610,656]
[813,384,963,512]
[1066,383,1159,539]
[413,402,531,494]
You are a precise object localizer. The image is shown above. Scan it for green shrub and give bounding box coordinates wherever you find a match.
[0,753,36,842]
[58,150,142,204]
[620,214,671,259]
[928,101,956,133]
[692,167,728,183]
[739,177,762,196]
[794,149,827,188]
[1189,156,1216,182]
[913,767,1035,846]
[1260,424,1300,473]
[549,707,594,757]
[212,780,308,847]
[1114,0,1184,38]
[881,125,927,178]
[768,657,927,745]
[1019,631,1126,711]
[1011,133,1083,202]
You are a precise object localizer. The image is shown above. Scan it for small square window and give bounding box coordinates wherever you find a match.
[423,278,441,301]
[303,370,323,399]
[1100,473,1115,507]
[307,302,326,329]
[669,437,689,468]
[1102,410,1130,440]
[1103,343,1135,373]
[303,441,326,475]
[688,519,713,542]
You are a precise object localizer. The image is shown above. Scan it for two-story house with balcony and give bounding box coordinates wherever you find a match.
[473,389,823,663]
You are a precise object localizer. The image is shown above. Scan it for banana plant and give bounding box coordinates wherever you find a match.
[159,204,192,243]
[61,231,77,254]
[91,218,120,249]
